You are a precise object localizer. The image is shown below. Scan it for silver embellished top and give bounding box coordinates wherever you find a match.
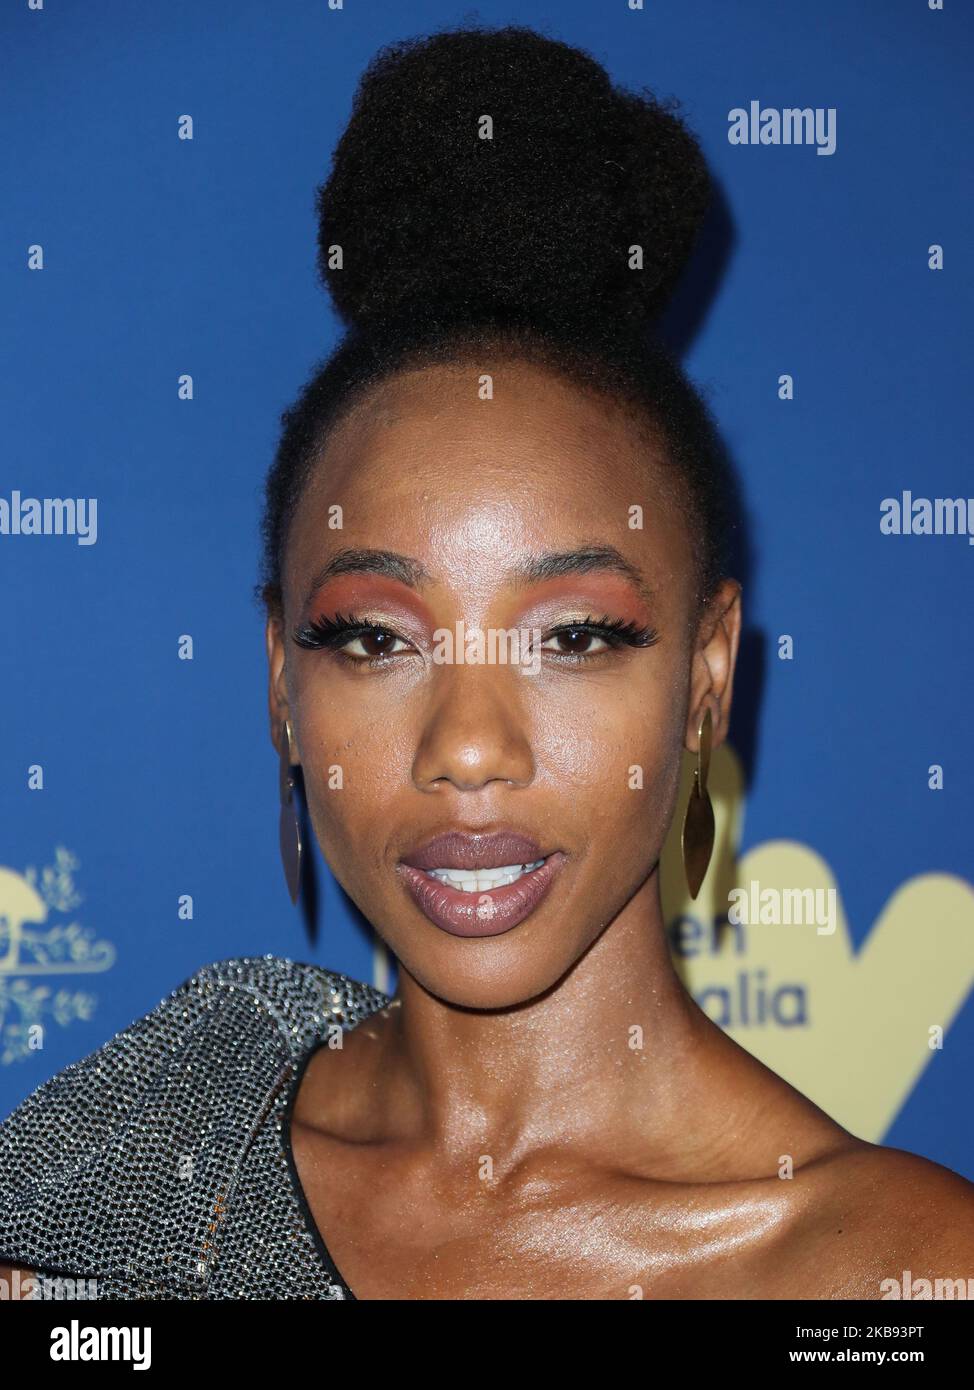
[0,955,390,1299]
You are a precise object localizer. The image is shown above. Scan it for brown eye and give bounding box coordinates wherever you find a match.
[542,628,610,657]
[345,628,407,660]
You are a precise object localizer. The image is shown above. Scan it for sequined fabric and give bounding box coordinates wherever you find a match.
[0,956,390,1299]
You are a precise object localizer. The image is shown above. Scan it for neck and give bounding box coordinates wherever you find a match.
[362,869,738,1177]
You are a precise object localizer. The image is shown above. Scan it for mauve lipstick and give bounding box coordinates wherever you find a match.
[397,830,567,938]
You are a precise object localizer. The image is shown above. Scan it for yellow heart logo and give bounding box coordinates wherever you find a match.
[662,744,974,1141]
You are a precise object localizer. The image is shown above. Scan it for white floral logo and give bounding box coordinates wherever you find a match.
[0,847,116,1064]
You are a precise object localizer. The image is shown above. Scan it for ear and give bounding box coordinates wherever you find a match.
[685,579,742,753]
[265,612,295,759]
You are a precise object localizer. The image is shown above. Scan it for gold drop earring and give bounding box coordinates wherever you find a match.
[278,718,303,905]
[681,706,714,900]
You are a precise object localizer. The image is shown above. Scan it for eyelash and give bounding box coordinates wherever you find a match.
[291,611,661,667]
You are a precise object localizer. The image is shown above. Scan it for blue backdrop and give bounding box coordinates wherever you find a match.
[2,0,972,1179]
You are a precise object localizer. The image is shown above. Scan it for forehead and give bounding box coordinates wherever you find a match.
[282,360,694,605]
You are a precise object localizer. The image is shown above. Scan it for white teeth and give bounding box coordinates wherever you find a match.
[426,859,545,893]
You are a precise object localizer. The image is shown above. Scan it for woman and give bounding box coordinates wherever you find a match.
[2,23,972,1301]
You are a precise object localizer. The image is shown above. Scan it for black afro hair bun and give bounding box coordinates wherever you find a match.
[316,24,712,340]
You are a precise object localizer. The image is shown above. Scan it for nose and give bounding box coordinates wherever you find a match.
[411,664,535,792]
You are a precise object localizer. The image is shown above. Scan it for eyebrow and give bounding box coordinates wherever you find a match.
[508,546,654,606]
[303,544,653,609]
[302,549,433,609]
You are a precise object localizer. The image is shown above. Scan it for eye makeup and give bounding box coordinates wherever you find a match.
[291,562,663,669]
[541,614,660,658]
[291,609,660,666]
[292,611,407,662]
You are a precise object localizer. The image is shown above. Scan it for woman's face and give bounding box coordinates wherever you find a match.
[267,359,740,1009]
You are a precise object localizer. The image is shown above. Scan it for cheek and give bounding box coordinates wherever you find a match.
[291,695,412,849]
[533,708,683,828]
[533,664,689,867]
[529,664,686,781]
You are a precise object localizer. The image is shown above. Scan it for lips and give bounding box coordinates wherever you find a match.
[397,830,567,938]
[401,830,548,872]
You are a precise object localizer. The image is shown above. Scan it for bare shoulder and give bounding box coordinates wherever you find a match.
[789,1138,974,1296]
[848,1142,974,1259]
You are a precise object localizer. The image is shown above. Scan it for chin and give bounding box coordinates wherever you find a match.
[388,930,584,1013]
